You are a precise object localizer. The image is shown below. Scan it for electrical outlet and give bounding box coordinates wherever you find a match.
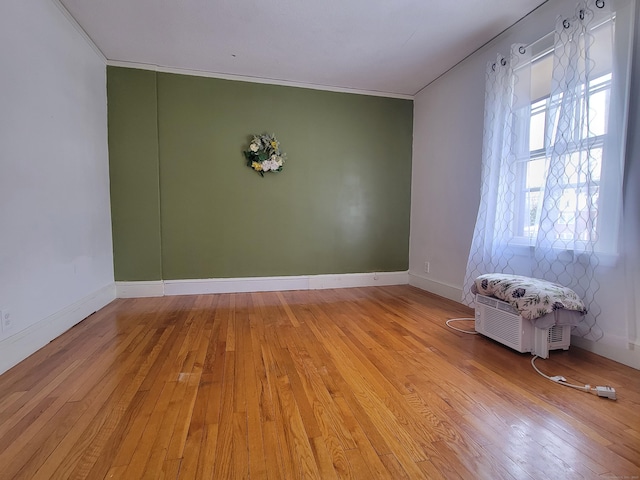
[1,310,13,334]
[424,261,430,273]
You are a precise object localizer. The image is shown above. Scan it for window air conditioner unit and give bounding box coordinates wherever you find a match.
[474,294,570,358]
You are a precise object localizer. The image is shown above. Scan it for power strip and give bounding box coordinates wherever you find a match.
[531,356,617,400]
[595,386,617,400]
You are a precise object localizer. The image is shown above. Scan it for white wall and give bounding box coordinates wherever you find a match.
[409,0,640,369]
[0,0,115,374]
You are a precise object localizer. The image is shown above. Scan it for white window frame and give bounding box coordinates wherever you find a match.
[506,6,633,257]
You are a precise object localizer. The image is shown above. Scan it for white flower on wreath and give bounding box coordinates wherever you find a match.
[249,142,260,152]
[262,159,278,172]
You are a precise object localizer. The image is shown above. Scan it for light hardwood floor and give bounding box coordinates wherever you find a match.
[0,286,638,479]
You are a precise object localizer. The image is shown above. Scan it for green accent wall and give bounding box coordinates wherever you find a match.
[107,68,162,280]
[108,66,413,281]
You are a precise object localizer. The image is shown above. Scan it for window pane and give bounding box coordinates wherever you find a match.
[588,148,602,182]
[562,149,602,185]
[529,112,545,151]
[526,158,546,189]
[524,190,540,239]
[550,185,600,243]
[586,88,609,137]
[555,188,578,241]
[564,153,581,185]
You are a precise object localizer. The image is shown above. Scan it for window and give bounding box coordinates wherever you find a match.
[510,17,622,254]
[515,73,610,243]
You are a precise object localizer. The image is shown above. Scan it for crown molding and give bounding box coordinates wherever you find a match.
[106,60,414,100]
[50,0,107,63]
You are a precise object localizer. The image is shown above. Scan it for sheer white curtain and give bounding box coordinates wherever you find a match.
[463,0,629,340]
[462,45,531,298]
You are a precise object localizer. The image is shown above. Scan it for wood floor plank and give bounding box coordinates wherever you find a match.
[331,395,395,479]
[244,329,269,479]
[274,373,322,478]
[176,369,211,480]
[190,423,217,480]
[119,379,179,479]
[261,420,285,480]
[160,458,181,480]
[232,411,250,479]
[0,286,638,479]
[211,348,235,480]
[309,435,340,480]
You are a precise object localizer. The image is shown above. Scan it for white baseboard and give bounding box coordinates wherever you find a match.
[408,273,463,303]
[571,335,640,370]
[116,281,165,298]
[164,276,309,295]
[0,283,116,375]
[119,271,409,298]
[308,271,409,290]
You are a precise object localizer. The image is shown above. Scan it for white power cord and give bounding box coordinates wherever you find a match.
[445,317,478,335]
[446,317,616,399]
[531,356,616,400]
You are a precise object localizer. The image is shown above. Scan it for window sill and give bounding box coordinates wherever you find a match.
[505,238,619,267]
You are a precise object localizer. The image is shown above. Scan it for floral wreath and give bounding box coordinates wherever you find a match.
[243,133,285,176]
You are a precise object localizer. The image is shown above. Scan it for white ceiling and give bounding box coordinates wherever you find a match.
[59,0,548,97]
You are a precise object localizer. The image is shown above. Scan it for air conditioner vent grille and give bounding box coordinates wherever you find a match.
[549,325,562,342]
[482,309,521,347]
[474,294,571,357]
